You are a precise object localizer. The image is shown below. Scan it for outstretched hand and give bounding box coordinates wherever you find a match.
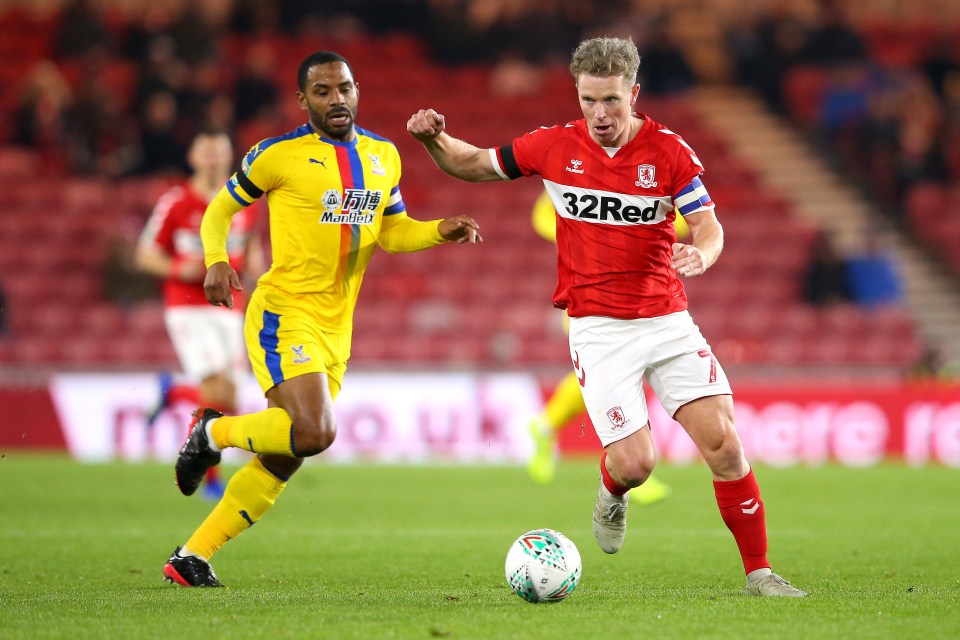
[204,261,243,308]
[439,215,483,244]
[407,109,446,142]
[671,242,707,277]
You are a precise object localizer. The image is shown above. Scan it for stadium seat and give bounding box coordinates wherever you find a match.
[782,66,828,127]
[0,22,931,378]
[81,304,127,337]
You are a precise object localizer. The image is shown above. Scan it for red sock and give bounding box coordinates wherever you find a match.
[600,452,630,496]
[713,468,770,575]
[167,384,200,406]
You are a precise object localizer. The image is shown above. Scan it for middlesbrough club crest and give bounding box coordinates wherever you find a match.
[606,406,628,429]
[635,164,658,188]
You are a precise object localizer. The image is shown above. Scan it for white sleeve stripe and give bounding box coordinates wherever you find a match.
[679,202,714,216]
[658,127,704,168]
[138,190,178,246]
[488,148,509,180]
[674,185,709,208]
[658,127,692,150]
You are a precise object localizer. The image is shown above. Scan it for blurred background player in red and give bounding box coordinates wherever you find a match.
[136,129,264,500]
[527,190,673,506]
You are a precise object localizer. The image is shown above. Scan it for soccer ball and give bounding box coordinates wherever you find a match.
[504,528,581,603]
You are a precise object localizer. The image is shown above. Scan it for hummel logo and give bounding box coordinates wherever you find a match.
[573,351,586,387]
[565,158,584,174]
[308,158,327,168]
[740,499,760,515]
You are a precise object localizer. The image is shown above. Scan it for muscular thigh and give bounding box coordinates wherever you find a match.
[673,394,746,479]
[258,372,343,479]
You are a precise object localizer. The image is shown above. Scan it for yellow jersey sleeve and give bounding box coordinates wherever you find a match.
[377,213,445,253]
[201,188,245,267]
[203,138,286,267]
[229,140,285,206]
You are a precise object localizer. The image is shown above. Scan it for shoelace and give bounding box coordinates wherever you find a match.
[603,501,626,523]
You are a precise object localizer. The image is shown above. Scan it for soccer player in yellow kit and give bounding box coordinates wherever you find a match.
[527,190,675,505]
[162,51,482,587]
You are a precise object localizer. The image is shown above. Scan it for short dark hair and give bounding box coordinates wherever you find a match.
[297,51,353,91]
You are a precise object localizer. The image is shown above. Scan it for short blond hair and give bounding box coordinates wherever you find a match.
[569,37,641,84]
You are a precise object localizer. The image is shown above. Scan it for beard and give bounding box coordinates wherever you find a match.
[310,104,356,141]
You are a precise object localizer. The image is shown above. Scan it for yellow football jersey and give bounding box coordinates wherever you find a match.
[202,123,443,332]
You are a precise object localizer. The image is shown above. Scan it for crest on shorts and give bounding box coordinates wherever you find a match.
[606,406,628,429]
[634,164,658,188]
[291,345,311,364]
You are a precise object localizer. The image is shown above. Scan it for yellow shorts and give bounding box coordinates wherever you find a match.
[244,286,350,398]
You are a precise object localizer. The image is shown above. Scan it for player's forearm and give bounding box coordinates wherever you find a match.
[691,217,724,270]
[377,213,445,253]
[134,248,171,278]
[200,189,243,267]
[422,133,500,182]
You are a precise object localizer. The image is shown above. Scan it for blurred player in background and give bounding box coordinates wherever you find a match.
[162,51,482,587]
[409,37,805,597]
[527,190,674,506]
[137,130,264,500]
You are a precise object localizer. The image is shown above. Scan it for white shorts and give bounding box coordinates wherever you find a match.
[164,306,247,382]
[568,311,732,447]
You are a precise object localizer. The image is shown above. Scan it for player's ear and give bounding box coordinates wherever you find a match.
[296,91,307,111]
[630,83,640,105]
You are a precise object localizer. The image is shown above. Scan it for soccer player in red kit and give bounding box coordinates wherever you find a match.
[137,130,264,498]
[408,36,806,597]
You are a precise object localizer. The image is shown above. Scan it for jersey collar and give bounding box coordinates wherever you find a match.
[307,122,359,147]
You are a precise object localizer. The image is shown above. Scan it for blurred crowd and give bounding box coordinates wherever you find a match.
[7,0,700,178]
[10,1,958,209]
[727,2,960,212]
[3,0,960,378]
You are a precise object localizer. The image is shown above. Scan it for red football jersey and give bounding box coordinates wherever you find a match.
[492,114,714,319]
[139,183,258,307]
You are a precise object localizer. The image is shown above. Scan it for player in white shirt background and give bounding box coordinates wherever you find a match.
[137,130,264,499]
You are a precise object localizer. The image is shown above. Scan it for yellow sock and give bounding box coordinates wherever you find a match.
[543,371,588,431]
[210,407,295,456]
[185,457,287,560]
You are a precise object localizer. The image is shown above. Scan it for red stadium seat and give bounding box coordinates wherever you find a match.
[782,66,828,127]
[0,20,930,377]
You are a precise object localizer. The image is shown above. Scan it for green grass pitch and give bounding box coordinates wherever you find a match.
[1,454,958,639]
